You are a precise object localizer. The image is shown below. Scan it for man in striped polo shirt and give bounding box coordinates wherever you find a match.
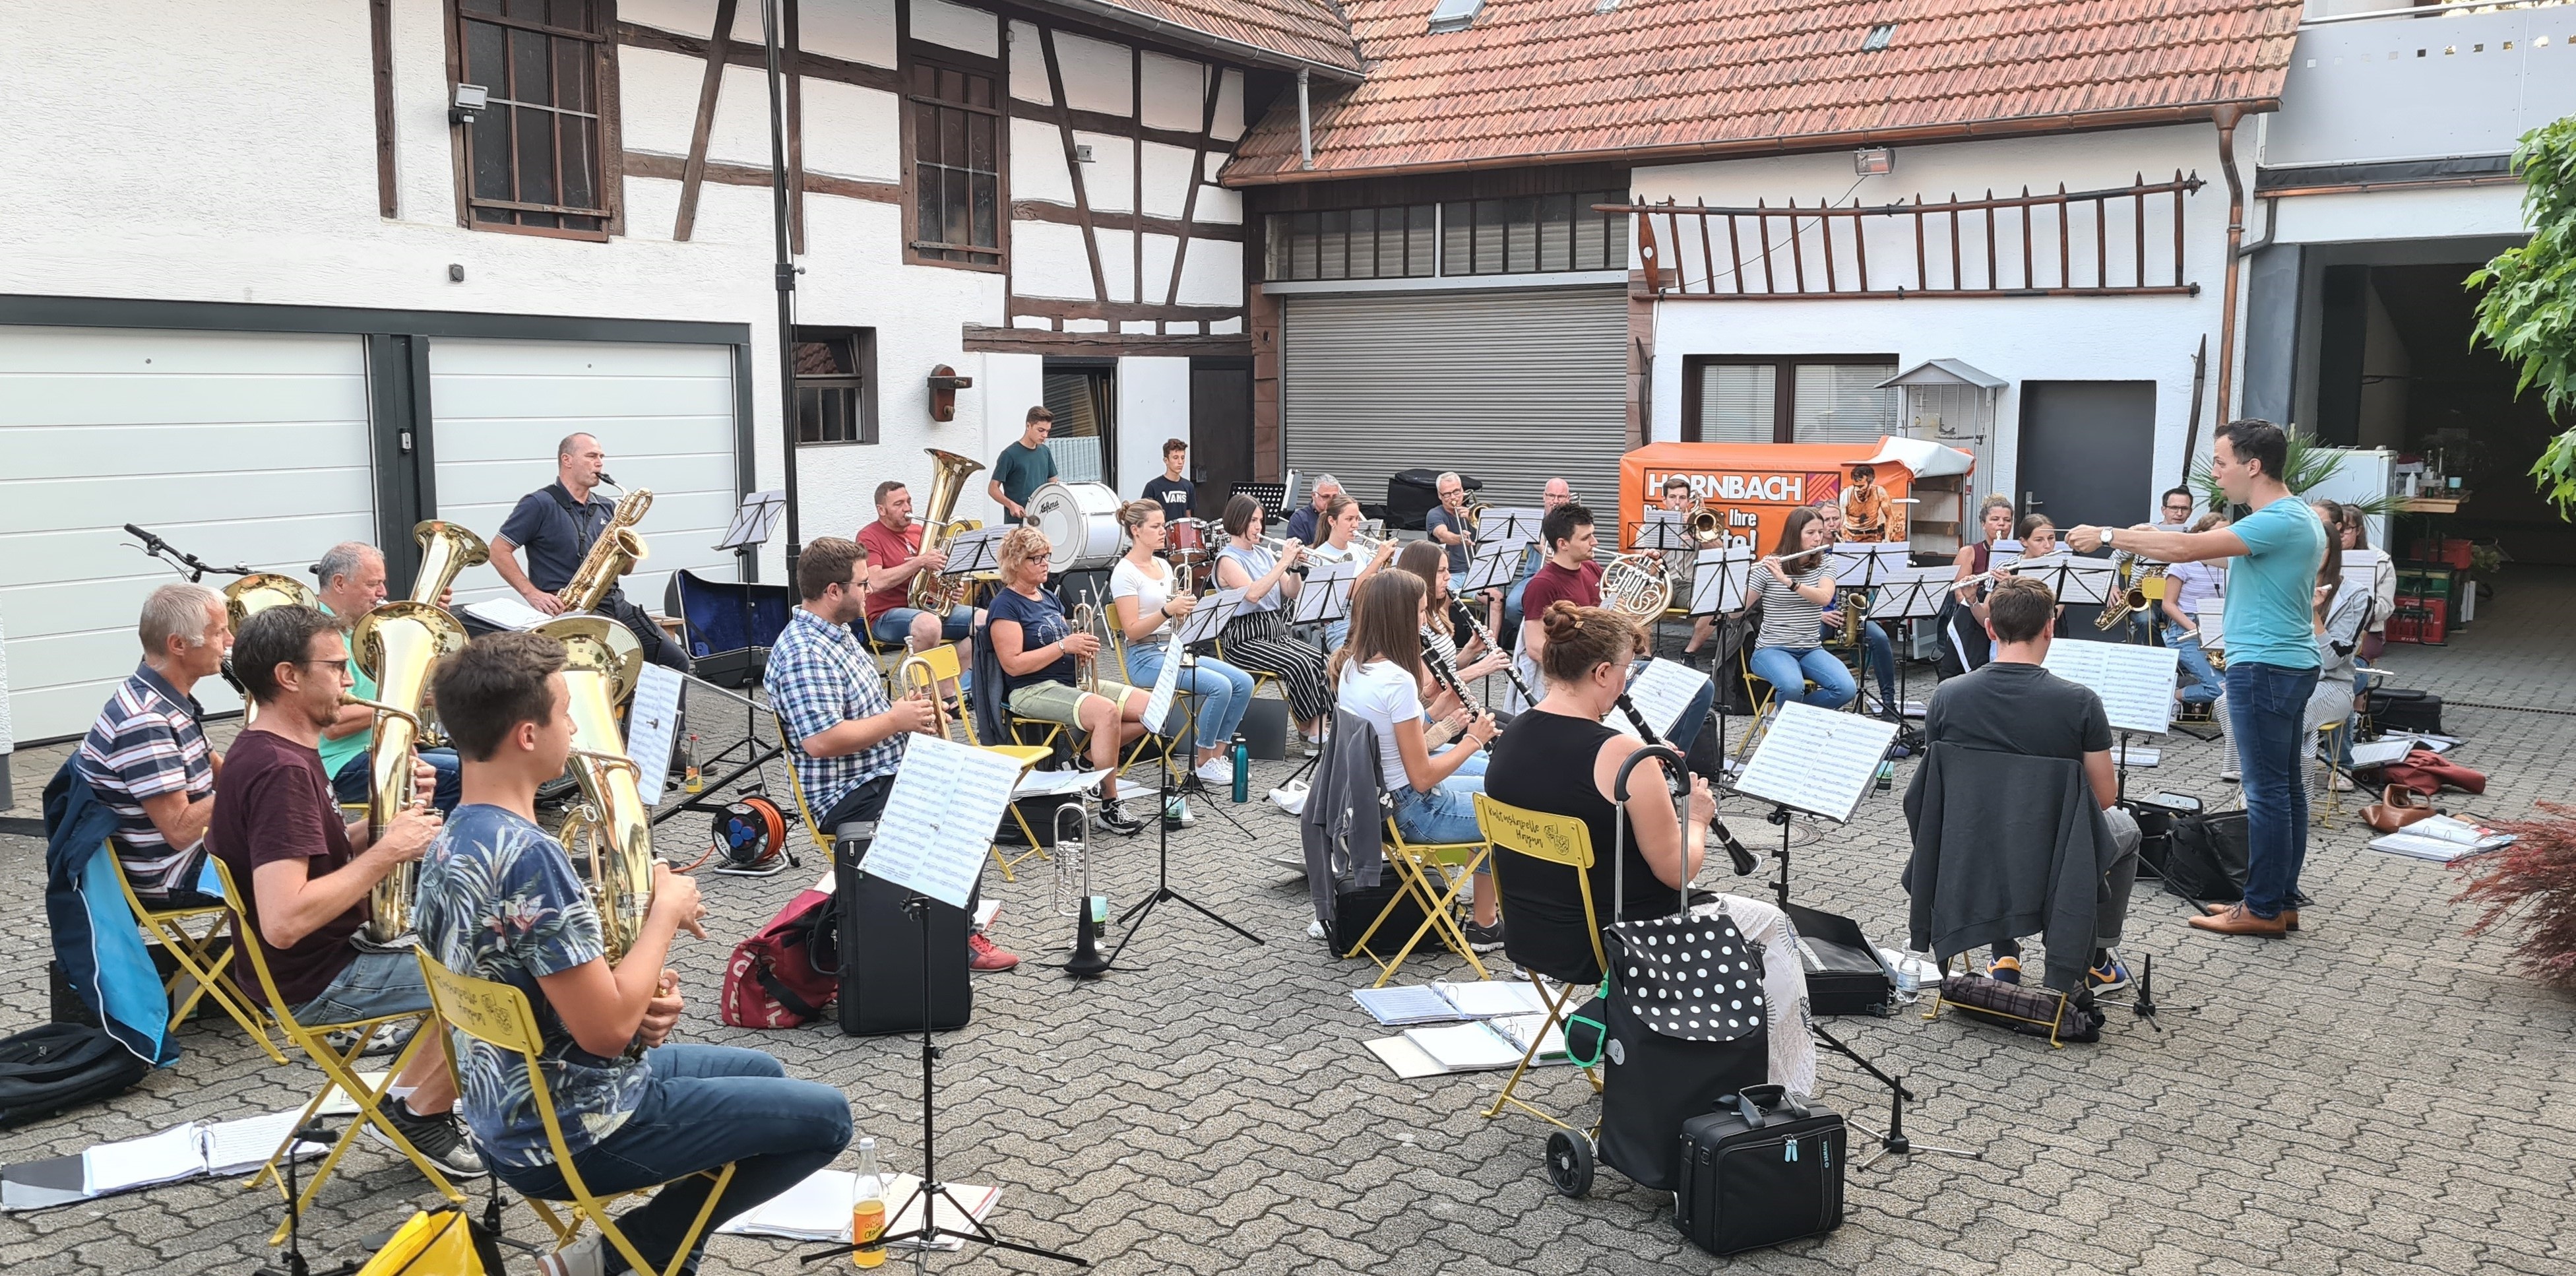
[75,583,232,907]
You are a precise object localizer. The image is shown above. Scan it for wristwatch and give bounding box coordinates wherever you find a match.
[2101,527,2117,547]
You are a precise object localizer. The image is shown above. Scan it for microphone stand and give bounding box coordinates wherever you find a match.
[254,1124,358,1276]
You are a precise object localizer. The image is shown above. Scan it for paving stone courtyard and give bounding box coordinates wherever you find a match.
[4,569,2573,1275]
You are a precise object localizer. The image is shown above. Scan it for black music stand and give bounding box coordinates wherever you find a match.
[1871,571,1949,722]
[1827,542,1909,720]
[1156,590,1256,839]
[1729,703,1897,907]
[1110,631,1265,965]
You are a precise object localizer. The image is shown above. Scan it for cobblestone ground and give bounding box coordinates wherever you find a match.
[5,570,2573,1275]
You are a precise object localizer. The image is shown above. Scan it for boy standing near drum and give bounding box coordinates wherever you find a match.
[988,407,1059,522]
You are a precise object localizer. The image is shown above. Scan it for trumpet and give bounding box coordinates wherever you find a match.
[895,653,952,740]
[1068,600,1103,692]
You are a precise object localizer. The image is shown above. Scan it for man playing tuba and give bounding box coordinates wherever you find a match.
[489,432,687,672]
[857,476,983,697]
[313,541,464,814]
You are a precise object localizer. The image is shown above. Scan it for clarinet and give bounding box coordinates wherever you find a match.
[1457,610,1541,707]
[1616,691,1758,877]
[1419,635,1489,749]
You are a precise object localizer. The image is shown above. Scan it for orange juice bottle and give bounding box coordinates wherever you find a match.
[850,1137,887,1268]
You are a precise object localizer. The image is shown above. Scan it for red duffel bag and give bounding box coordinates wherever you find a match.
[720,887,839,1029]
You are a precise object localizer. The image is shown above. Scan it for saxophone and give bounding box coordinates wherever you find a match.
[561,488,652,614]
[535,616,656,967]
[354,521,483,942]
[2096,561,2170,631]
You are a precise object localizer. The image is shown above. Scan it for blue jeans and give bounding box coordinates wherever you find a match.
[1123,643,1255,749]
[1393,781,1483,845]
[1749,647,1856,709]
[331,749,462,814]
[2166,625,2224,705]
[1439,746,1489,781]
[1822,616,1896,711]
[292,950,429,1025]
[867,606,972,647]
[2226,661,2321,919]
[494,1045,852,1276]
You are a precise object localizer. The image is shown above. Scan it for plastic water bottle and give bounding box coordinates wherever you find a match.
[1230,733,1249,803]
[849,1137,886,1267]
[1875,759,1894,792]
[681,734,703,794]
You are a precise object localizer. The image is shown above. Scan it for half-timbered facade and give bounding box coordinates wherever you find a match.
[0,0,1357,743]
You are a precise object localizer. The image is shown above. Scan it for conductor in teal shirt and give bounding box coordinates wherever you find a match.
[988,406,1059,522]
[2068,419,2327,940]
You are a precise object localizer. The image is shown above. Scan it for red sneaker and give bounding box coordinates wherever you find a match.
[966,932,1021,972]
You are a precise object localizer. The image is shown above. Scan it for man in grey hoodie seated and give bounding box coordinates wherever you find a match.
[1918,575,2140,995]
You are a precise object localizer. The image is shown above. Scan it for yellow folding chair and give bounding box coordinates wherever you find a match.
[770,715,835,857]
[1343,812,1490,987]
[104,851,285,1064]
[772,713,1053,881]
[412,951,738,1276]
[209,860,463,1240]
[897,649,975,745]
[1472,794,1608,1128]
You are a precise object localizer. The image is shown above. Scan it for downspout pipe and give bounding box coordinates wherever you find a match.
[1298,69,1313,171]
[2211,104,2247,431]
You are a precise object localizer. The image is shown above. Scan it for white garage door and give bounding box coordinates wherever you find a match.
[427,339,739,612]
[0,326,376,742]
[1280,287,1629,516]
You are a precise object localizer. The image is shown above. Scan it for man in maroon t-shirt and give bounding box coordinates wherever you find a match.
[855,481,983,696]
[206,605,484,1176]
[1517,501,1604,687]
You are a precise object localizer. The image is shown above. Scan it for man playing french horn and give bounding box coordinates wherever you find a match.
[203,604,486,1180]
[489,432,687,672]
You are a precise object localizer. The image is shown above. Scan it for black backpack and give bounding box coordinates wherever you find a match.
[2152,810,2249,904]
[0,1023,150,1130]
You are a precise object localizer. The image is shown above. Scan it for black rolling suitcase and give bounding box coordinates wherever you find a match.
[1673,1085,1848,1256]
[832,823,975,1037]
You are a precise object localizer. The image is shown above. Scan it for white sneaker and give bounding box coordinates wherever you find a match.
[1195,757,1235,785]
[536,1235,605,1276]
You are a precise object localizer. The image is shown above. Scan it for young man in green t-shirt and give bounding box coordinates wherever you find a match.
[987,406,1059,521]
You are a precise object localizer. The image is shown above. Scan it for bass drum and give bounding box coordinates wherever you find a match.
[1028,480,1125,571]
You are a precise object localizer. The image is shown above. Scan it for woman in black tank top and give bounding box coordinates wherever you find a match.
[1485,602,1715,984]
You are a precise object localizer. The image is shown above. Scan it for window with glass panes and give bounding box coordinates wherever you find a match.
[454,0,614,236]
[1263,194,1626,282]
[794,330,877,446]
[1684,358,1897,443]
[907,59,1002,268]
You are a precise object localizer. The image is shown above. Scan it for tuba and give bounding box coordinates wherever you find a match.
[1600,552,1674,620]
[220,573,320,724]
[354,519,487,943]
[907,449,987,617]
[561,488,652,614]
[537,616,657,971]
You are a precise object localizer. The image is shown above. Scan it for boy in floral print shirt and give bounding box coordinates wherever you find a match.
[416,632,851,1276]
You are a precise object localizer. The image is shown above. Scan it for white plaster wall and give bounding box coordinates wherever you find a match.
[1140,141,1198,218]
[801,79,903,181]
[800,0,898,66]
[1139,53,1207,131]
[980,353,1046,466]
[1074,131,1136,212]
[1011,222,1099,300]
[1008,20,1050,102]
[623,0,718,39]
[1096,229,1140,303]
[1210,70,1245,143]
[1053,30,1135,116]
[1142,234,1180,305]
[1637,125,2232,505]
[910,0,997,57]
[2269,185,2532,244]
[1012,119,1077,204]
[1117,357,1193,488]
[620,48,715,158]
[709,63,792,167]
[1176,239,1243,306]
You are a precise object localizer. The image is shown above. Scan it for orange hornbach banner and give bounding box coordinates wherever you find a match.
[1618,441,1938,557]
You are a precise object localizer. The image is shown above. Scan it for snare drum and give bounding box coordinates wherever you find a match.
[1166,517,1211,567]
[1028,480,1125,571]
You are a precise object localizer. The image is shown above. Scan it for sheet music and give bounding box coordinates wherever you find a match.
[862,735,1024,908]
[941,526,1007,577]
[462,596,551,631]
[1141,631,1187,731]
[1013,767,1110,798]
[625,664,685,806]
[1604,658,1709,741]
[1986,539,2025,572]
[1827,542,1910,584]
[200,1112,326,1176]
[2197,600,2224,649]
[1872,566,1953,618]
[1291,559,1359,625]
[1631,511,1688,553]
[1459,540,1525,593]
[1732,703,1899,823]
[1474,506,1544,546]
[2340,548,2381,600]
[1688,548,1754,616]
[2042,639,2180,735]
[1174,588,1240,647]
[82,1126,204,1195]
[2059,559,2118,606]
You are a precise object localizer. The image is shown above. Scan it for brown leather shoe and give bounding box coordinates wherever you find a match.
[2202,902,2300,931]
[2189,903,2290,936]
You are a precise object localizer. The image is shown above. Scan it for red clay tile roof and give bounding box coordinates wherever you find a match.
[1051,0,1364,75]
[1224,0,2306,183]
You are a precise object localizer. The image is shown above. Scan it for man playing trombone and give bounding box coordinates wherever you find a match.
[763,537,1018,970]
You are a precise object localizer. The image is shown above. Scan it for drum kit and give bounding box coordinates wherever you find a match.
[1024,478,1218,586]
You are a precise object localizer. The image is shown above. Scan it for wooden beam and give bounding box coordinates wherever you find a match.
[626,150,901,204]
[1011,199,1242,241]
[962,325,1251,357]
[617,19,902,94]
[1006,296,1242,322]
[1041,27,1111,303]
[673,0,741,242]
[371,0,397,218]
[786,0,807,254]
[1004,98,1203,153]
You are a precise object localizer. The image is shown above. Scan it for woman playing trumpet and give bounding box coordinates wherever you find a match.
[1212,495,1333,752]
[1942,495,2019,675]
[986,526,1151,835]
[1307,493,1398,650]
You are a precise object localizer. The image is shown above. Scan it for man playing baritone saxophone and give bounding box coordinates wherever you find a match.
[204,605,483,1178]
[488,431,687,672]
[416,631,852,1276]
[764,537,1021,970]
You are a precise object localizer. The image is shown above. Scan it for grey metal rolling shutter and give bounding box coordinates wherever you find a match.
[1280,287,1627,511]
